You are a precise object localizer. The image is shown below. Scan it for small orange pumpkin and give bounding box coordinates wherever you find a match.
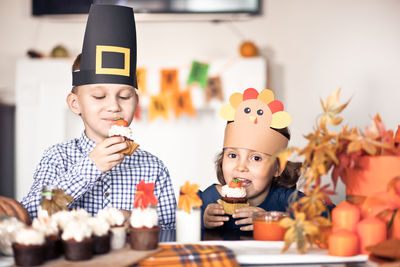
[239,41,258,57]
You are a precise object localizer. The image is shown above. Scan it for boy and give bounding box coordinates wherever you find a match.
[21,4,176,229]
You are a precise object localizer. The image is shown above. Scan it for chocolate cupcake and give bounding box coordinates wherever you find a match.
[61,220,93,261]
[32,208,61,260]
[12,227,46,266]
[0,216,25,256]
[44,234,62,260]
[89,217,111,254]
[129,206,159,250]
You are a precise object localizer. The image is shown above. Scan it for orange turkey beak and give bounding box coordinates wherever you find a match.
[249,115,258,124]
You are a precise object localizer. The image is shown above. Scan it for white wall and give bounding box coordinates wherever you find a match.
[2,0,400,204]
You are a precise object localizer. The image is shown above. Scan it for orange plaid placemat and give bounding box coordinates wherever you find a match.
[133,244,240,267]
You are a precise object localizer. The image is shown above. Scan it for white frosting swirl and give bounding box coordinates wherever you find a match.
[37,206,49,219]
[61,220,92,242]
[51,210,73,231]
[130,207,158,228]
[97,207,125,227]
[109,125,133,139]
[0,217,25,255]
[88,217,110,237]
[32,217,59,237]
[70,209,91,221]
[221,184,247,198]
[15,228,45,246]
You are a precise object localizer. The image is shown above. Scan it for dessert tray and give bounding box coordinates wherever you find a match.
[0,246,160,267]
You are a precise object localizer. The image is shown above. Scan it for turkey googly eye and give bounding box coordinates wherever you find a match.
[257,109,264,116]
[244,107,251,114]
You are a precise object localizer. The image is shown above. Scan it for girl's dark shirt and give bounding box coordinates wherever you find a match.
[198,183,305,230]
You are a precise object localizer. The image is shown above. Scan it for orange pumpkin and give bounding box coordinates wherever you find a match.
[239,41,258,57]
[0,196,31,225]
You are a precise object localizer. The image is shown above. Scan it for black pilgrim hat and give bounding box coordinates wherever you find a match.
[72,4,137,88]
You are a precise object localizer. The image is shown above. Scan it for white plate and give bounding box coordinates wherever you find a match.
[161,240,368,265]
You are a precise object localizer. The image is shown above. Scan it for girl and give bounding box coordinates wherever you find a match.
[200,88,303,231]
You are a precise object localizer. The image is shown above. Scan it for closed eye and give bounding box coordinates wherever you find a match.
[119,95,132,100]
[93,96,105,100]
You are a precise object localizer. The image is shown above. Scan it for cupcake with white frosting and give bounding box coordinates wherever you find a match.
[32,207,61,259]
[88,217,111,254]
[217,178,249,215]
[61,220,93,261]
[97,207,126,250]
[0,216,25,256]
[12,227,46,266]
[129,181,160,250]
[51,210,74,232]
[108,117,139,155]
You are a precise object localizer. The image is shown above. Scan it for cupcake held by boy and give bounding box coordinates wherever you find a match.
[108,117,139,155]
[129,180,159,250]
[12,227,46,266]
[218,178,249,215]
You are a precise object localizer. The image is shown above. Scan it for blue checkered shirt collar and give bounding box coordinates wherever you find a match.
[77,132,97,155]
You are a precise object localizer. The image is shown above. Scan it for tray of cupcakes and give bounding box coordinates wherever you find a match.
[0,181,161,266]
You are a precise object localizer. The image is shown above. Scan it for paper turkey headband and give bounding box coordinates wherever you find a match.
[219,88,291,155]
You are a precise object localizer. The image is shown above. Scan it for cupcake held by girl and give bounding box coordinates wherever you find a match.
[200,88,303,231]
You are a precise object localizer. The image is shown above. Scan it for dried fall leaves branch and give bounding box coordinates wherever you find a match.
[277,89,400,253]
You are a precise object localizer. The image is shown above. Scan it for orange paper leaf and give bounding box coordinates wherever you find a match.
[178,181,202,214]
[134,181,159,210]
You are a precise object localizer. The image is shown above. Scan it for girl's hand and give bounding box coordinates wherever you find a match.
[203,203,229,229]
[232,206,265,231]
[89,136,128,172]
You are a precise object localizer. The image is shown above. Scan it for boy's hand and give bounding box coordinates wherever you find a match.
[89,136,128,172]
[232,206,265,231]
[203,203,229,229]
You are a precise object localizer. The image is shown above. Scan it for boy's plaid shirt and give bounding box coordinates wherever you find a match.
[21,132,176,229]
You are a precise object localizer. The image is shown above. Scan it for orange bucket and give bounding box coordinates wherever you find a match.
[345,155,400,197]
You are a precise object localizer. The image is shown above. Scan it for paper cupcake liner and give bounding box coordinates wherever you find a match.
[121,140,140,155]
[217,199,250,215]
[129,227,159,250]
